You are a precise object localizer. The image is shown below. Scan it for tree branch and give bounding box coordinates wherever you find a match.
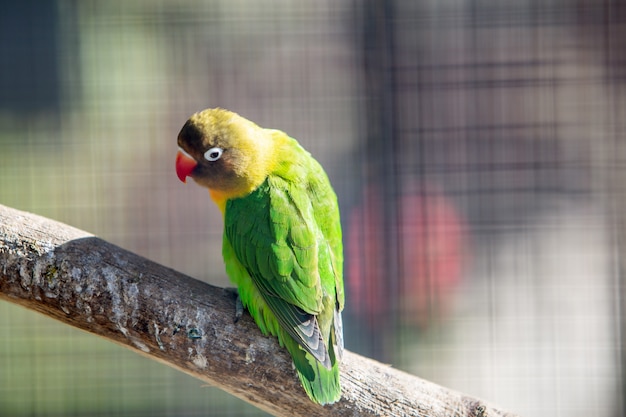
[0,204,518,417]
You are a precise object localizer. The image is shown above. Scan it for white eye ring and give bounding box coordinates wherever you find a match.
[204,147,223,162]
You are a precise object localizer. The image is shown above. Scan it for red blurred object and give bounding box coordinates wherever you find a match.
[348,183,467,329]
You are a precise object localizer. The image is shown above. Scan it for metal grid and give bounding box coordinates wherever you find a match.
[0,1,624,416]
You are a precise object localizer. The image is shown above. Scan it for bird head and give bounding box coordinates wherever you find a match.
[176,108,273,201]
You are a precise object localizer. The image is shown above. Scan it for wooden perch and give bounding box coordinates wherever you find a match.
[0,204,518,417]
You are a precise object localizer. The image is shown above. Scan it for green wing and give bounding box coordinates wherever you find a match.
[225,160,343,368]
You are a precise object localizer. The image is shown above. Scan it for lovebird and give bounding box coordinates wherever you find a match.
[175,108,344,405]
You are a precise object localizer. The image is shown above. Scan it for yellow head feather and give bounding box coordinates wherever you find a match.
[177,108,282,208]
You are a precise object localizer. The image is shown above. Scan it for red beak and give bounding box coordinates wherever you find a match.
[176,150,198,183]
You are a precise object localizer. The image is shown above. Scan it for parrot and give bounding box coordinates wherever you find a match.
[175,108,344,405]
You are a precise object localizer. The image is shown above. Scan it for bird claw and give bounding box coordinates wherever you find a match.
[234,295,244,323]
[223,287,244,323]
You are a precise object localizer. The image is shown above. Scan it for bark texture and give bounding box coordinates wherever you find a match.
[0,204,518,417]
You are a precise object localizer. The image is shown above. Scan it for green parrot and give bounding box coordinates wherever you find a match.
[175,108,344,405]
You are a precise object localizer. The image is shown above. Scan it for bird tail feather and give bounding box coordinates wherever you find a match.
[285,336,341,405]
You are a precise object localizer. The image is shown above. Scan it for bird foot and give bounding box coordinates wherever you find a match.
[223,287,244,323]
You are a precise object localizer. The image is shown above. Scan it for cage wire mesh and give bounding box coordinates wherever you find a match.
[0,1,624,416]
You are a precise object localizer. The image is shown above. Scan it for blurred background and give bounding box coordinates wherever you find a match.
[0,1,624,416]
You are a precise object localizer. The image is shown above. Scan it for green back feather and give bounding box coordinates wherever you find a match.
[222,132,343,404]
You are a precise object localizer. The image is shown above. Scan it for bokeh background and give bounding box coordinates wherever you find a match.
[1,1,625,416]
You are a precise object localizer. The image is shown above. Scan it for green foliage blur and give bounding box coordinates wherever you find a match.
[0,1,357,416]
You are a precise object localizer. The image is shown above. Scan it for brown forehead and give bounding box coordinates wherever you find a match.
[178,121,216,155]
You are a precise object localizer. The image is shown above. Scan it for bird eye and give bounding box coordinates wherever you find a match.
[204,147,223,162]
